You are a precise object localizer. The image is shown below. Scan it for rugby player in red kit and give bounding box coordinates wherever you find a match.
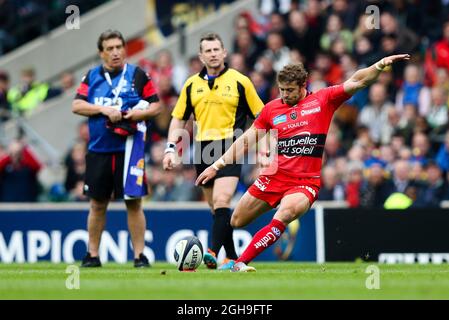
[196,54,410,272]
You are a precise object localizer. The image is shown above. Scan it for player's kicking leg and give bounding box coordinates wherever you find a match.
[229,192,273,272]
[231,192,310,272]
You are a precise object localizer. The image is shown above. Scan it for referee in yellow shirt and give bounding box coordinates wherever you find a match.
[163,33,264,270]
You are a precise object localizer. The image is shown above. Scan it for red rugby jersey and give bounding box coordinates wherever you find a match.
[254,84,351,178]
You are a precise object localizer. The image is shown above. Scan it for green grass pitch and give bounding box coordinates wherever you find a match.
[0,262,448,299]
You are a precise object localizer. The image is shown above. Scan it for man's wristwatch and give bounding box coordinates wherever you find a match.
[164,142,176,154]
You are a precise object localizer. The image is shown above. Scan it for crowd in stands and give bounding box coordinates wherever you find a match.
[0,0,110,55]
[1,0,449,209]
[0,67,75,122]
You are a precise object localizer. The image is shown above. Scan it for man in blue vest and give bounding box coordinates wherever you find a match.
[72,30,161,268]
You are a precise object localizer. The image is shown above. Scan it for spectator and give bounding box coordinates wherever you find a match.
[391,159,414,193]
[360,163,395,208]
[188,56,203,76]
[426,87,448,135]
[410,160,425,182]
[420,161,447,207]
[266,12,287,33]
[314,51,344,86]
[259,0,292,16]
[377,69,398,103]
[283,10,316,64]
[254,55,277,84]
[327,0,360,30]
[233,28,265,68]
[59,71,76,92]
[303,0,326,46]
[380,12,419,54]
[435,131,449,172]
[324,132,345,165]
[347,144,367,162]
[7,68,49,115]
[262,32,291,72]
[307,69,327,92]
[320,14,353,53]
[229,53,248,75]
[233,11,265,40]
[318,165,345,201]
[379,145,396,172]
[0,71,11,124]
[249,70,271,104]
[358,83,395,144]
[353,36,380,68]
[345,161,364,208]
[378,33,405,82]
[0,139,42,202]
[139,50,188,94]
[64,140,87,202]
[410,132,433,164]
[44,71,77,100]
[425,21,449,82]
[149,75,178,140]
[395,64,431,117]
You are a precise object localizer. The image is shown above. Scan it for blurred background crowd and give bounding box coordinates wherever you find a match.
[0,0,109,55]
[1,0,449,209]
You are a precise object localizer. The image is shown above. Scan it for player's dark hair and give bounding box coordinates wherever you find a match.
[199,32,224,52]
[277,63,308,87]
[97,30,125,52]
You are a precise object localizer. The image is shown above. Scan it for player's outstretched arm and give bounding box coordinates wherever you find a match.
[343,54,410,95]
[195,125,264,186]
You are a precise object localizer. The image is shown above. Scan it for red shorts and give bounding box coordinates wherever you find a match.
[247,174,321,208]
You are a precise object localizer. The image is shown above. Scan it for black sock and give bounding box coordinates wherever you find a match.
[211,207,238,259]
[211,208,226,255]
[222,209,238,260]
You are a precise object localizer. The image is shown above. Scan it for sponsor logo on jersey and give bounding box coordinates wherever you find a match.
[273,114,287,125]
[254,177,270,192]
[300,99,320,108]
[254,179,267,192]
[285,121,309,130]
[94,97,123,107]
[298,185,317,198]
[290,111,297,120]
[277,132,326,158]
[301,106,321,116]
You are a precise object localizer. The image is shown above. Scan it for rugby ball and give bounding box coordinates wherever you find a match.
[174,236,204,271]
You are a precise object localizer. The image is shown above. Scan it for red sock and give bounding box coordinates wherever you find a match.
[237,219,286,264]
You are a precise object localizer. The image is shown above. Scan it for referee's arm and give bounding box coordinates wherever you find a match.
[167,80,193,144]
[241,76,264,117]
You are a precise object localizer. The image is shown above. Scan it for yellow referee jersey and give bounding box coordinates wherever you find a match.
[172,65,264,141]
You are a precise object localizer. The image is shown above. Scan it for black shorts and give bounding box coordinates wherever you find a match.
[84,151,125,200]
[194,139,242,187]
